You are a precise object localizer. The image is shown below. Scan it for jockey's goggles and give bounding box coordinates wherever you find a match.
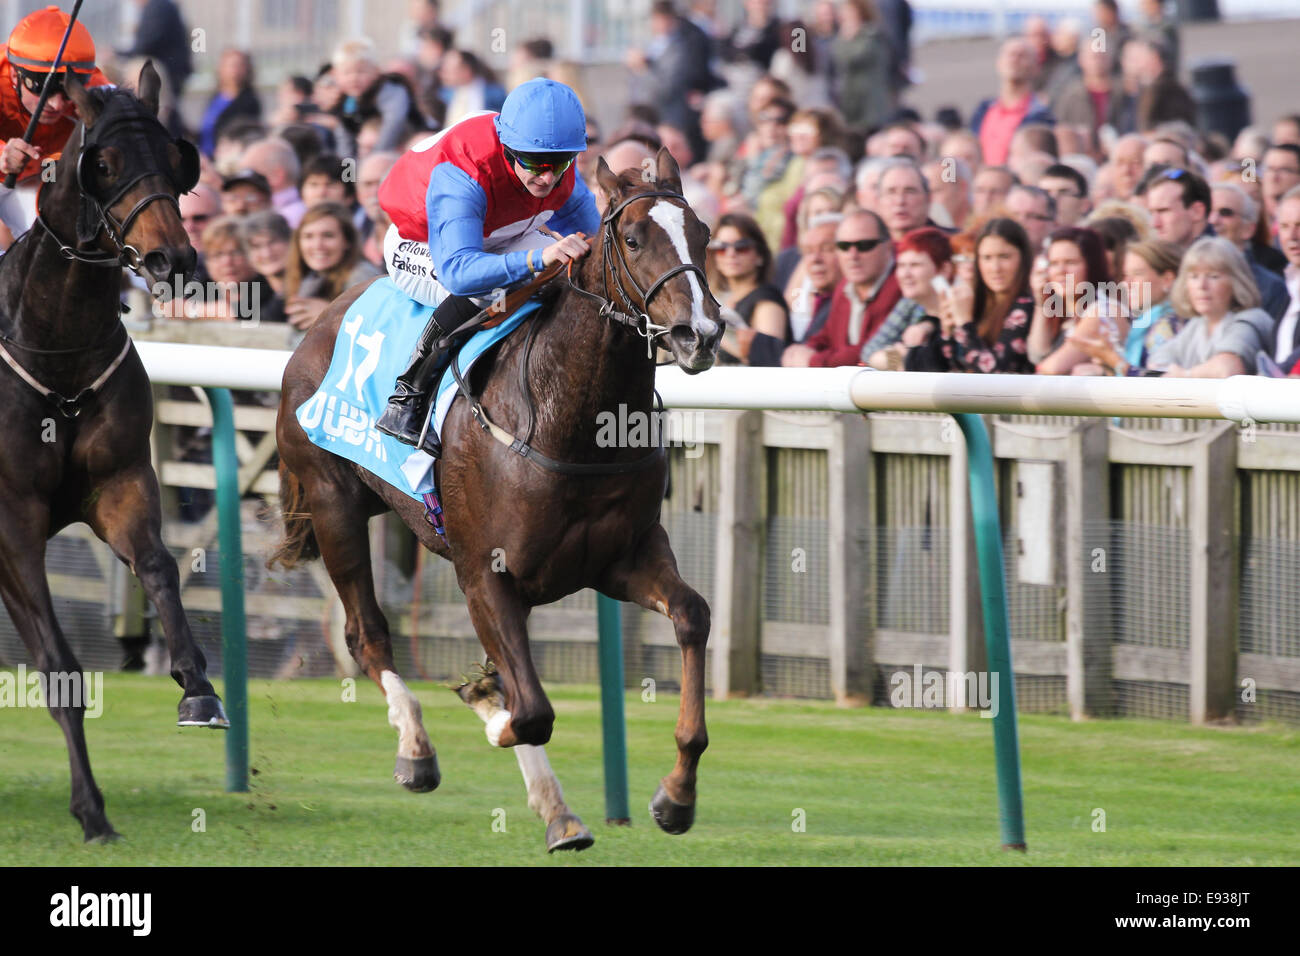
[16,67,63,97]
[504,146,576,177]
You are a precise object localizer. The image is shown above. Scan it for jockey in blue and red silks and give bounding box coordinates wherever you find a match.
[375,77,600,453]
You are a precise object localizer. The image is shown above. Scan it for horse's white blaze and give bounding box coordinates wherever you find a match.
[648,201,718,340]
[381,670,428,758]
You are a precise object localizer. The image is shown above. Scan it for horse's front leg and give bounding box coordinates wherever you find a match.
[600,522,710,835]
[83,465,226,728]
[0,498,114,840]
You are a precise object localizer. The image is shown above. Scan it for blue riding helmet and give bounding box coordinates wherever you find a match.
[494,78,587,153]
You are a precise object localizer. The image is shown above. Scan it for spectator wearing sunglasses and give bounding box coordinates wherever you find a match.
[1209,181,1290,322]
[374,78,599,452]
[0,7,112,185]
[178,183,221,285]
[708,214,789,365]
[782,209,901,367]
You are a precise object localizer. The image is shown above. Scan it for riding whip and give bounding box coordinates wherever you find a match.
[4,0,87,189]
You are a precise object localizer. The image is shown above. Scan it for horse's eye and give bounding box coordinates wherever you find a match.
[95,159,109,176]
[625,234,638,251]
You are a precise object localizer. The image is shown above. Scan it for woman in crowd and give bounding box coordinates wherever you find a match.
[284,202,383,332]
[158,216,272,321]
[1033,226,1125,375]
[1067,238,1184,375]
[707,214,790,364]
[736,97,795,227]
[830,0,892,134]
[331,39,428,155]
[1144,237,1274,377]
[906,217,1036,374]
[862,227,954,370]
[298,153,354,209]
[1087,215,1141,280]
[198,49,261,159]
[241,211,292,325]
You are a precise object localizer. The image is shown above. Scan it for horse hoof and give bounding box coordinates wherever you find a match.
[546,814,594,853]
[650,783,695,835]
[85,827,121,844]
[178,696,229,729]
[394,754,440,792]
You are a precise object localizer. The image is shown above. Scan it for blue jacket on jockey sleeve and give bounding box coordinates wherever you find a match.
[426,161,599,297]
[379,111,600,299]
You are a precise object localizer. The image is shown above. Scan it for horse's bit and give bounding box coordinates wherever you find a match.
[566,188,715,359]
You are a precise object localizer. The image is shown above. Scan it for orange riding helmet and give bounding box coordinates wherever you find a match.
[7,6,97,76]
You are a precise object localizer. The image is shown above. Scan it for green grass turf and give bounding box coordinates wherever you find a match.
[0,673,1295,865]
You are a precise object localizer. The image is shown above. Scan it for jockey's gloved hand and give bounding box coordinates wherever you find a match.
[541,233,590,268]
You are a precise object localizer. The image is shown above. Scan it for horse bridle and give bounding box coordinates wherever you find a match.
[567,188,716,359]
[35,115,197,274]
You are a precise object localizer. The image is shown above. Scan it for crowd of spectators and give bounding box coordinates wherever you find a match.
[109,0,1300,380]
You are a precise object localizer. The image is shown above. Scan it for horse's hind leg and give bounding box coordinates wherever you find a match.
[84,465,225,727]
[457,667,593,852]
[0,501,114,840]
[600,523,709,835]
[303,470,438,791]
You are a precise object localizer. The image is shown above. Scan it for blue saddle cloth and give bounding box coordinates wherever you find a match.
[296,277,536,501]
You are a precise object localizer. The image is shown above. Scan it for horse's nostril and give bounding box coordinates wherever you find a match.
[143,250,171,278]
[670,325,699,351]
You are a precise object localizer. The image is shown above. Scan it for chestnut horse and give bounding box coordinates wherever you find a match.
[272,150,721,851]
[0,64,225,842]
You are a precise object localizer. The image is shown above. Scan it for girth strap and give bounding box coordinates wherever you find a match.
[0,331,131,418]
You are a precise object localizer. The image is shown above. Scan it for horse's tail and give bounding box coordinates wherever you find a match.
[267,461,320,569]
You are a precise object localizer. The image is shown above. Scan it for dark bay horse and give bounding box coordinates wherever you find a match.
[0,64,225,841]
[273,150,721,851]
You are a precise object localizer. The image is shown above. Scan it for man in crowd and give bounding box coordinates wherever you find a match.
[971,37,1054,167]
[924,157,972,230]
[1272,186,1300,368]
[782,210,901,368]
[1004,183,1056,252]
[1038,163,1090,226]
[875,158,936,240]
[1262,143,1300,230]
[971,165,1018,217]
[1108,133,1147,200]
[742,215,843,366]
[241,137,308,227]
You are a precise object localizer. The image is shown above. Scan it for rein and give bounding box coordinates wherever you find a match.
[448,187,709,476]
[35,120,182,274]
[0,111,180,414]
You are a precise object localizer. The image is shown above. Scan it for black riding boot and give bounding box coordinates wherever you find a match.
[375,294,483,453]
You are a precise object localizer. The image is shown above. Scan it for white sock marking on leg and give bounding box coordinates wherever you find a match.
[381,670,427,758]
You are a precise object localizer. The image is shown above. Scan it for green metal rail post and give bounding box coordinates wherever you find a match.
[596,593,630,823]
[205,387,249,793]
[954,413,1026,849]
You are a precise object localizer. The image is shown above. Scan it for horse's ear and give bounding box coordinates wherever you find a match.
[595,156,623,203]
[655,147,682,194]
[63,68,99,129]
[136,60,161,116]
